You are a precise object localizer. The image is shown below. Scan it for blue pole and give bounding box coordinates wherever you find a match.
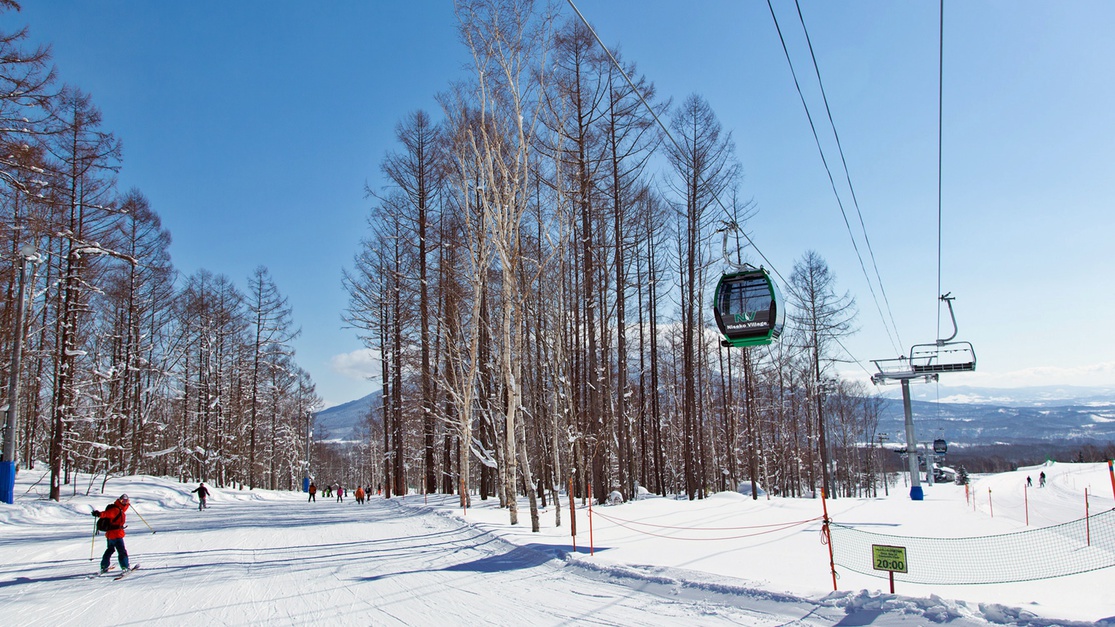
[0,461,14,504]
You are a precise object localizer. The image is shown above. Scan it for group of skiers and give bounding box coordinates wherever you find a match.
[307,482,373,504]
[92,479,378,577]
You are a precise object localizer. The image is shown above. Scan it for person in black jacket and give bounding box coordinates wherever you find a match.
[191,483,210,511]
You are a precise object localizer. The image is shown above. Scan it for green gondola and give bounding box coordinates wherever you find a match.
[712,267,785,348]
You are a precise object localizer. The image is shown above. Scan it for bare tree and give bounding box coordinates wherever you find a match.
[664,94,738,499]
[786,250,857,499]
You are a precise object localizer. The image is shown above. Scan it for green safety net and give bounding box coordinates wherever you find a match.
[829,509,1115,585]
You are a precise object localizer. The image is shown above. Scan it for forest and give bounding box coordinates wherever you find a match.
[0,1,319,501]
[1,0,893,522]
[338,0,891,531]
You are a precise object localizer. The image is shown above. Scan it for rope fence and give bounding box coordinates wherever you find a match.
[829,508,1115,585]
[588,509,821,542]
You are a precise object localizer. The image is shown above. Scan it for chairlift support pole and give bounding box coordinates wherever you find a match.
[901,379,923,499]
[872,294,975,501]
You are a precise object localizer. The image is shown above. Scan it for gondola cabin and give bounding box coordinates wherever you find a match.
[713,269,785,348]
[933,439,948,455]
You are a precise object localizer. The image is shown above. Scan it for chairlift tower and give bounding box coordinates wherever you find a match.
[871,294,975,501]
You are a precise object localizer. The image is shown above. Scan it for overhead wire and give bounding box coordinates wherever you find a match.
[566,0,903,373]
[791,0,904,356]
[564,0,788,288]
[936,0,945,340]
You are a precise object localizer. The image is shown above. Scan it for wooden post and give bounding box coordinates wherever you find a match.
[821,488,838,591]
[569,477,576,552]
[1086,488,1091,547]
[588,482,594,556]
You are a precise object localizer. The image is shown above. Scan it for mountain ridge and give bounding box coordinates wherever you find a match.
[314,385,1115,445]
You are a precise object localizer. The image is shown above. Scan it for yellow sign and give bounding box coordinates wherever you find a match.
[871,544,908,573]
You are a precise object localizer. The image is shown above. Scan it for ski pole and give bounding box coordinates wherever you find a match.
[90,519,97,560]
[130,504,156,534]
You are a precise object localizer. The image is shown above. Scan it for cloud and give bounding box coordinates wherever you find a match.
[841,361,1115,390]
[330,348,381,383]
[960,362,1115,389]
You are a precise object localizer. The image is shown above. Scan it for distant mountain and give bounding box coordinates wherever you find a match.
[315,386,1115,448]
[877,397,1115,447]
[314,390,381,441]
[888,384,1115,407]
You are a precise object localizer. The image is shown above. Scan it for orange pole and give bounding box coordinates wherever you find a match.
[1108,460,1115,502]
[588,482,595,556]
[988,488,993,518]
[820,488,837,591]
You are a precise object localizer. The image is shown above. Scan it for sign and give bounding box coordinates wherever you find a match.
[871,544,908,573]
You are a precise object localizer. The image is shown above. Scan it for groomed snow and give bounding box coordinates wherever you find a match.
[1,462,1113,626]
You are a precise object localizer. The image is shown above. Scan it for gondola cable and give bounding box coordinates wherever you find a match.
[767,0,902,358]
[565,0,895,358]
[564,0,784,285]
[790,0,904,356]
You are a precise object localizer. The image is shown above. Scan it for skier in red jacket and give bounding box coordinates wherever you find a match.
[93,494,132,574]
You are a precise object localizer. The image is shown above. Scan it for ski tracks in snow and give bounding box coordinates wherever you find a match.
[5,492,985,626]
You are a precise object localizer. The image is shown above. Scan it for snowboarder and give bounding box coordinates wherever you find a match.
[1039,471,1046,487]
[308,482,317,502]
[191,483,210,510]
[93,494,133,574]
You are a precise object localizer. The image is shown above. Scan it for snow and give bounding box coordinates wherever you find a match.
[2,463,1114,626]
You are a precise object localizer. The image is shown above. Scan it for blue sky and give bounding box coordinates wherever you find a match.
[11,1,1115,407]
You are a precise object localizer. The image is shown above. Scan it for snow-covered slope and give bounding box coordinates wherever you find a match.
[1,464,1112,626]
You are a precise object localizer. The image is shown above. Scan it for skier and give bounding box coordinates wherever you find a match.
[1039,471,1046,487]
[93,494,133,574]
[308,482,317,502]
[191,483,210,510]
[355,486,365,504]
[336,486,344,503]
[1026,476,1032,487]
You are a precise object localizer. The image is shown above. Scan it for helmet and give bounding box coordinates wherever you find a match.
[118,494,130,503]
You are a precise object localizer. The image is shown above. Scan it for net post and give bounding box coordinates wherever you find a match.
[1024,483,1029,526]
[1085,488,1091,547]
[569,477,577,553]
[588,482,594,556]
[1108,460,1115,502]
[821,487,838,591]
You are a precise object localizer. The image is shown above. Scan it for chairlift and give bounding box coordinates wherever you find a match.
[909,293,976,374]
[871,293,976,382]
[712,223,785,348]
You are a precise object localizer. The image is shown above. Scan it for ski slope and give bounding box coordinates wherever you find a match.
[1,463,1112,626]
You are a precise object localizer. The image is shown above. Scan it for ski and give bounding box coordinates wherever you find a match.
[113,564,140,580]
[87,565,116,579]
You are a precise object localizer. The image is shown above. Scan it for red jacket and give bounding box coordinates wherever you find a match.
[98,500,129,540]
